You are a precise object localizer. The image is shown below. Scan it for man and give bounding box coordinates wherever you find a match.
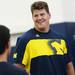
[0,25,28,75]
[14,1,75,75]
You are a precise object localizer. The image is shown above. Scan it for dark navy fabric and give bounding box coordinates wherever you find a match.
[65,22,75,69]
[14,27,71,75]
[51,22,75,69]
[0,62,28,75]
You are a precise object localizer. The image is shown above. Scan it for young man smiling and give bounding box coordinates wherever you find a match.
[14,1,75,75]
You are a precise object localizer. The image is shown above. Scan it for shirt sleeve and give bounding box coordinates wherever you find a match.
[22,42,30,66]
[13,36,27,64]
[63,39,72,64]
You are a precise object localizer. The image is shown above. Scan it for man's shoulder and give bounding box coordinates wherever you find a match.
[7,63,28,75]
[51,29,65,39]
[0,62,28,75]
[15,28,35,49]
[19,28,35,40]
[10,64,28,75]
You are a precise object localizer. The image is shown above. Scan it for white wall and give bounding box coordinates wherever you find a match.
[0,0,63,34]
[63,0,75,22]
[0,0,26,34]
[10,33,22,46]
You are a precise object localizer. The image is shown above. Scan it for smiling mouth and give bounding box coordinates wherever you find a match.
[37,19,45,24]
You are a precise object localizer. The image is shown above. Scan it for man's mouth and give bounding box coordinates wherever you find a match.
[37,19,45,24]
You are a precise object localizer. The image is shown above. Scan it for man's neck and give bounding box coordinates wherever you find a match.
[35,27,50,33]
[0,53,8,62]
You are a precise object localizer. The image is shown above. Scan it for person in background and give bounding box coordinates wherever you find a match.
[0,25,28,75]
[14,1,75,75]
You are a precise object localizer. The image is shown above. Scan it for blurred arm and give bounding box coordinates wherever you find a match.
[66,61,75,75]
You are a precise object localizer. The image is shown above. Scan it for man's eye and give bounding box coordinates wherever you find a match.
[41,13,45,16]
[34,15,38,17]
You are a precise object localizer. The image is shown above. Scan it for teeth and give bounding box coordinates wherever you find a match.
[39,22,43,23]
[38,20,45,23]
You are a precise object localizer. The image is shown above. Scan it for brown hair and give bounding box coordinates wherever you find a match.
[31,1,49,14]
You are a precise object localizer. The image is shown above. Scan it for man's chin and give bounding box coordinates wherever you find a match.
[38,28,46,32]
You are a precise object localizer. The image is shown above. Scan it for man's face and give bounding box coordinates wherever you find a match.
[32,9,51,32]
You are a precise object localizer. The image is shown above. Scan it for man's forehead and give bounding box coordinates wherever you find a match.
[32,9,47,14]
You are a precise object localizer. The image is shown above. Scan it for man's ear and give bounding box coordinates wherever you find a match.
[49,12,51,19]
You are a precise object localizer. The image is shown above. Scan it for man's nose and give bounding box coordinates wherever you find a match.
[37,15,42,20]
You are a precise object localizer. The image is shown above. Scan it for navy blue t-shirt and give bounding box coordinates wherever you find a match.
[0,62,28,75]
[14,28,71,75]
